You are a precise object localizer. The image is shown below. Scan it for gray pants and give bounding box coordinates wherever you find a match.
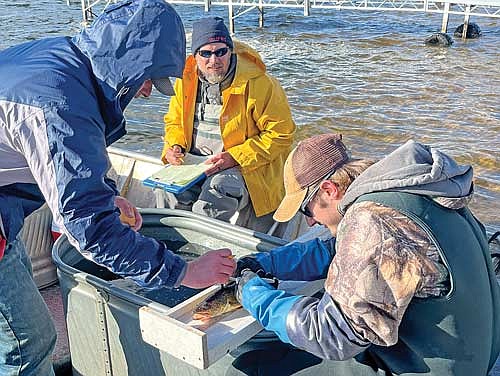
[164,167,249,223]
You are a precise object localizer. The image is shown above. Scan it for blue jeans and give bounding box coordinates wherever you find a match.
[0,238,56,376]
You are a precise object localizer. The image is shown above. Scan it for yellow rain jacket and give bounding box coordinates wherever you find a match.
[162,41,296,217]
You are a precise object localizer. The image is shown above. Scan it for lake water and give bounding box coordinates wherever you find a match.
[1,0,499,234]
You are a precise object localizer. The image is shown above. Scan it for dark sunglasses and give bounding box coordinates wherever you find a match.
[299,183,322,218]
[299,205,314,218]
[197,47,230,59]
[298,168,339,218]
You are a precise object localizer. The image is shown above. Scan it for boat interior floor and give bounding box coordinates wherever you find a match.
[41,284,72,376]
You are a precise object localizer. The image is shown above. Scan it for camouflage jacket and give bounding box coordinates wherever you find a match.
[326,200,450,346]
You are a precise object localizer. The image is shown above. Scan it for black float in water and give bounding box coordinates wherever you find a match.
[454,22,482,39]
[424,32,454,46]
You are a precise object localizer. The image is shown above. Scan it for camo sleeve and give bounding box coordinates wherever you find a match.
[285,201,449,358]
[325,201,449,346]
[286,293,371,360]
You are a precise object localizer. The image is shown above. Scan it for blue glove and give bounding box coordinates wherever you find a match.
[236,269,301,344]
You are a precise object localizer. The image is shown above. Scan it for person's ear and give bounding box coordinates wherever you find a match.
[320,180,340,200]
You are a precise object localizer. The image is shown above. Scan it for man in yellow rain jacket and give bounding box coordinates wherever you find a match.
[161,17,296,232]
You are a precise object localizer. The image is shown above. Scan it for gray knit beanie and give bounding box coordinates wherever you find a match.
[191,17,233,55]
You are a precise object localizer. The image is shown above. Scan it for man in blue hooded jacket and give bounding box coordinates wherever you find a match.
[234,134,500,375]
[0,1,236,374]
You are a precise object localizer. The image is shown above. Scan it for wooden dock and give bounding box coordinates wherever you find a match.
[76,0,500,36]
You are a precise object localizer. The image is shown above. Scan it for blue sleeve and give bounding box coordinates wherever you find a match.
[241,276,301,344]
[41,105,186,289]
[255,238,335,281]
[242,276,371,360]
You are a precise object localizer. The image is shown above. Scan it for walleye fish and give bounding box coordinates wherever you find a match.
[192,283,241,321]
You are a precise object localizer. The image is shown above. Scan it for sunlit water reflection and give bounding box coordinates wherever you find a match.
[2,1,498,233]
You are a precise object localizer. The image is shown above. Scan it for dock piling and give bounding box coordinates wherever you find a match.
[441,1,450,32]
[259,0,264,27]
[228,0,235,34]
[462,5,472,39]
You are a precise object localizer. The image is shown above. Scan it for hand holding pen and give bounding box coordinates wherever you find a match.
[165,144,185,165]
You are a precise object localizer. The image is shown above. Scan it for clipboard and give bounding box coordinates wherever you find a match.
[142,154,212,195]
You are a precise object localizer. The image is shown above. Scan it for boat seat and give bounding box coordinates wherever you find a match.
[21,203,57,289]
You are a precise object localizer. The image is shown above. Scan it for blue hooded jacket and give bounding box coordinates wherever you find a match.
[0,0,188,288]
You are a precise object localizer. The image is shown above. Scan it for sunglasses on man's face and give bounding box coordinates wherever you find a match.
[299,205,314,218]
[298,167,339,218]
[197,47,230,59]
[299,183,322,218]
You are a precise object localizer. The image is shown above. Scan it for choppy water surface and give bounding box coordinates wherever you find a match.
[1,1,499,233]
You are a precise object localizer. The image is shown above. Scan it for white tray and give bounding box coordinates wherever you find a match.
[139,279,325,369]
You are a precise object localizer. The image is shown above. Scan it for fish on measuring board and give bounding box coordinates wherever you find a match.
[192,282,241,321]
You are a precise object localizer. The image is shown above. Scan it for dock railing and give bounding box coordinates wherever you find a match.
[75,0,500,35]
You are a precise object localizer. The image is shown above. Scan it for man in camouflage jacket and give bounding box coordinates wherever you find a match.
[234,133,500,375]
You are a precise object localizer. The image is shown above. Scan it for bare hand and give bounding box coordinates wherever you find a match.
[204,152,238,176]
[165,145,185,165]
[115,196,142,231]
[181,248,236,289]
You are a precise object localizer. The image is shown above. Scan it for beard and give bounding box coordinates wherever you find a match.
[203,71,226,84]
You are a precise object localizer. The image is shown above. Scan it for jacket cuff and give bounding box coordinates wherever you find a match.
[173,262,187,288]
[164,253,187,287]
[171,144,186,153]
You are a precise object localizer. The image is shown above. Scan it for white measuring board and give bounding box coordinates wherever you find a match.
[139,279,325,369]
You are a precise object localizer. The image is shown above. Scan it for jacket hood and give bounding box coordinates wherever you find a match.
[72,0,186,128]
[339,140,474,214]
[232,40,266,78]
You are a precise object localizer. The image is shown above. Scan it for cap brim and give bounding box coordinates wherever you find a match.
[273,188,308,223]
[152,78,175,96]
